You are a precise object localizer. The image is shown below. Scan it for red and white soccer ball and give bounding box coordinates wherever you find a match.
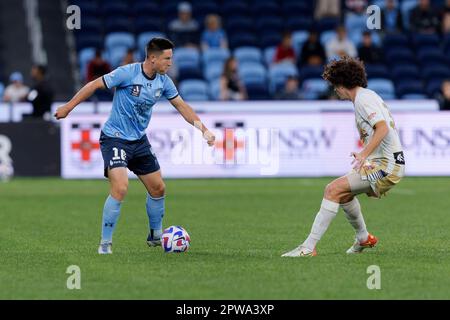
[162,226,191,253]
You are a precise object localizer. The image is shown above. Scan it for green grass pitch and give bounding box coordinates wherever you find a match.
[1,177,449,299]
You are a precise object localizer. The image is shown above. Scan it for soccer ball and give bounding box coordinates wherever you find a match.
[162,226,191,253]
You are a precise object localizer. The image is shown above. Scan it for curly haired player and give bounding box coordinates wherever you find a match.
[282,57,405,257]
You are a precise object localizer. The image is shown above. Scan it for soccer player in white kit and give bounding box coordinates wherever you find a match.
[282,57,405,257]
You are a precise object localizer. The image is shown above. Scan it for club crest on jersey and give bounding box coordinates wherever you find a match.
[131,85,142,97]
[155,88,162,98]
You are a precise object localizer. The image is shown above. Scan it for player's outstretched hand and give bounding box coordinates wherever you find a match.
[54,105,71,120]
[203,130,215,147]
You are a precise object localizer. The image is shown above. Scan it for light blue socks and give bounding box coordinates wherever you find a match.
[101,195,122,243]
[146,193,165,239]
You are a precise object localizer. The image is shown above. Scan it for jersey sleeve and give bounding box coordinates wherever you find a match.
[102,65,131,89]
[162,76,179,100]
[358,97,386,128]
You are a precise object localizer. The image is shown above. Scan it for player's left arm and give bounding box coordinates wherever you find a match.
[169,96,215,146]
[351,120,389,170]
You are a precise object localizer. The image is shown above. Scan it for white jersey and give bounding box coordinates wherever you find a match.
[354,88,405,175]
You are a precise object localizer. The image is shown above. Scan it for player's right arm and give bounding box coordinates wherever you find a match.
[54,77,105,119]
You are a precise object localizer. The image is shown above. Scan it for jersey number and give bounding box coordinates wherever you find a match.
[112,147,126,161]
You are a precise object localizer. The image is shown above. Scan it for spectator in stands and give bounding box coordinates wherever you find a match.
[358,31,384,64]
[326,26,357,61]
[314,0,341,20]
[86,49,111,83]
[201,14,228,50]
[438,79,450,110]
[2,72,29,103]
[410,0,441,34]
[275,76,301,100]
[381,0,404,33]
[121,48,135,66]
[168,2,199,48]
[26,65,54,120]
[220,57,247,101]
[299,30,326,66]
[273,32,296,64]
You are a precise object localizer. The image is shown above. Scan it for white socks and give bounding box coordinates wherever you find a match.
[341,197,369,242]
[302,199,339,251]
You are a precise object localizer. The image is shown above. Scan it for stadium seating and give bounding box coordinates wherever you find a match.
[301,79,329,100]
[179,79,209,101]
[0,82,4,100]
[71,0,449,100]
[368,79,396,100]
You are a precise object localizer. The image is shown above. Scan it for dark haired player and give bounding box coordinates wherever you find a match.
[282,57,405,257]
[55,38,215,254]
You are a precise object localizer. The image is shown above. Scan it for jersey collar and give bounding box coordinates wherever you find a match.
[141,63,156,80]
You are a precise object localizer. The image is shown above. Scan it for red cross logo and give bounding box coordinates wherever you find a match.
[71,129,100,162]
[215,128,245,162]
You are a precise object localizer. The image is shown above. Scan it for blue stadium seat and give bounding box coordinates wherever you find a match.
[396,80,425,97]
[315,17,340,32]
[226,17,255,34]
[417,48,448,66]
[298,65,323,81]
[245,83,270,100]
[174,48,202,81]
[412,33,440,48]
[209,79,221,100]
[292,30,309,56]
[385,48,416,65]
[105,47,129,68]
[79,17,102,34]
[70,0,98,16]
[391,65,421,81]
[131,2,159,16]
[105,32,135,52]
[239,62,267,85]
[221,2,251,18]
[0,82,4,100]
[203,62,224,82]
[135,17,163,34]
[229,33,258,49]
[367,79,395,100]
[286,18,313,34]
[269,62,298,93]
[179,80,209,101]
[301,79,329,100]
[422,66,450,82]
[234,47,263,64]
[202,48,230,66]
[137,32,166,58]
[75,34,103,51]
[425,79,444,97]
[174,48,200,69]
[252,2,281,16]
[101,2,130,17]
[259,32,282,49]
[401,94,428,100]
[255,17,284,34]
[345,13,368,34]
[320,30,336,46]
[104,18,133,33]
[365,64,390,79]
[383,33,409,49]
[264,46,277,66]
[78,47,96,80]
[281,2,313,18]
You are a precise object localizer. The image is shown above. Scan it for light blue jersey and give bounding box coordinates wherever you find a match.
[102,63,179,141]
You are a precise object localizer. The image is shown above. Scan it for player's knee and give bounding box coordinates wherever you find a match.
[150,181,165,197]
[112,183,128,201]
[324,183,339,200]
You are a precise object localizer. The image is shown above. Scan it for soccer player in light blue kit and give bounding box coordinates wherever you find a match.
[55,38,215,254]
